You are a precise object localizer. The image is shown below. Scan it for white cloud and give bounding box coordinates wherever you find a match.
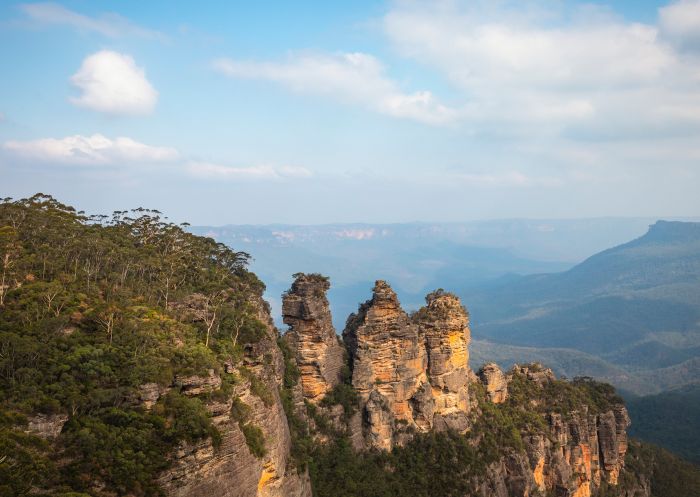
[214,52,457,125]
[70,51,158,115]
[19,2,162,39]
[187,162,313,180]
[3,134,178,165]
[660,0,700,49]
[383,1,700,135]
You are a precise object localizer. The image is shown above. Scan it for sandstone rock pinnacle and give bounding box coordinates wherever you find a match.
[282,273,345,403]
[343,280,430,449]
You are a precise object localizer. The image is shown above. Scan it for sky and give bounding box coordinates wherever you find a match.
[1,0,699,225]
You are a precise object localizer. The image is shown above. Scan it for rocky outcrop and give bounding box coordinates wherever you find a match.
[159,297,311,497]
[478,363,508,404]
[280,276,638,496]
[175,369,222,396]
[415,290,472,431]
[343,280,429,450]
[478,368,632,497]
[340,282,474,449]
[26,413,68,439]
[282,273,344,403]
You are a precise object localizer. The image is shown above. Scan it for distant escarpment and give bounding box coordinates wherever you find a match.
[284,274,644,497]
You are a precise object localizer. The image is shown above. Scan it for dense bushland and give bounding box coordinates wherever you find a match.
[0,194,266,496]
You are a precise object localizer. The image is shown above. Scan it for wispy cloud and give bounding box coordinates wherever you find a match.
[383,0,700,136]
[187,162,313,180]
[214,52,458,126]
[19,2,163,39]
[70,51,158,116]
[3,134,178,165]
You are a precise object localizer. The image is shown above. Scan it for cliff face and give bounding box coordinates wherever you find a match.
[478,364,632,497]
[416,290,473,432]
[285,278,639,497]
[158,298,311,497]
[282,274,345,403]
[342,281,430,449]
[478,362,508,404]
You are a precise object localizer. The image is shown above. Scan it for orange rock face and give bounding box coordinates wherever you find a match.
[415,290,472,431]
[343,281,430,449]
[282,274,345,404]
[343,282,474,449]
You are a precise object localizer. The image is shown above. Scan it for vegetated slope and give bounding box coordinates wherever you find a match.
[465,221,700,390]
[0,195,308,497]
[626,384,700,465]
[623,440,700,497]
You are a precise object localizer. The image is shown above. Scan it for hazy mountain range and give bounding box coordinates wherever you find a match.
[192,217,700,395]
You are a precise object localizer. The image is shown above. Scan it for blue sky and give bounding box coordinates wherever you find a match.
[1,0,699,224]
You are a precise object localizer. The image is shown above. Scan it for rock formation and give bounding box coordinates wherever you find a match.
[342,280,430,449]
[478,363,508,404]
[26,413,68,439]
[282,273,345,403]
[158,297,311,497]
[338,282,475,449]
[415,289,472,431]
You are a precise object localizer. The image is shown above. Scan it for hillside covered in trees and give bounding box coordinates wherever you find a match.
[0,194,274,496]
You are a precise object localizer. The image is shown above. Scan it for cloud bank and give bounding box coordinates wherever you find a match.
[383,0,700,135]
[3,134,178,165]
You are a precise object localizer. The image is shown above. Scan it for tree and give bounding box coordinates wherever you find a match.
[0,226,20,307]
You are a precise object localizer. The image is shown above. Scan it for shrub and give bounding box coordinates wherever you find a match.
[241,423,266,458]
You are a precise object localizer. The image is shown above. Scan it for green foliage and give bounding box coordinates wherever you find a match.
[320,383,358,420]
[230,396,252,423]
[309,432,485,497]
[60,408,170,496]
[157,391,221,447]
[277,337,301,389]
[627,384,700,464]
[239,367,274,407]
[0,195,265,495]
[0,422,56,497]
[240,423,267,458]
[619,440,700,497]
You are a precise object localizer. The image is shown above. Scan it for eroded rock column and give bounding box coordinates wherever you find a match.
[283,273,345,404]
[415,290,472,431]
[343,280,430,449]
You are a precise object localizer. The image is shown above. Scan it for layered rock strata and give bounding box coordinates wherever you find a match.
[473,365,632,497]
[478,362,508,404]
[282,273,345,403]
[340,282,474,449]
[415,290,472,431]
[342,280,429,449]
[284,276,636,496]
[158,297,311,497]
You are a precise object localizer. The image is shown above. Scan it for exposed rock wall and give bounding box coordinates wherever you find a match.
[415,290,472,432]
[282,273,344,403]
[282,276,638,497]
[342,280,430,450]
[474,366,632,497]
[158,297,311,497]
[478,363,508,404]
